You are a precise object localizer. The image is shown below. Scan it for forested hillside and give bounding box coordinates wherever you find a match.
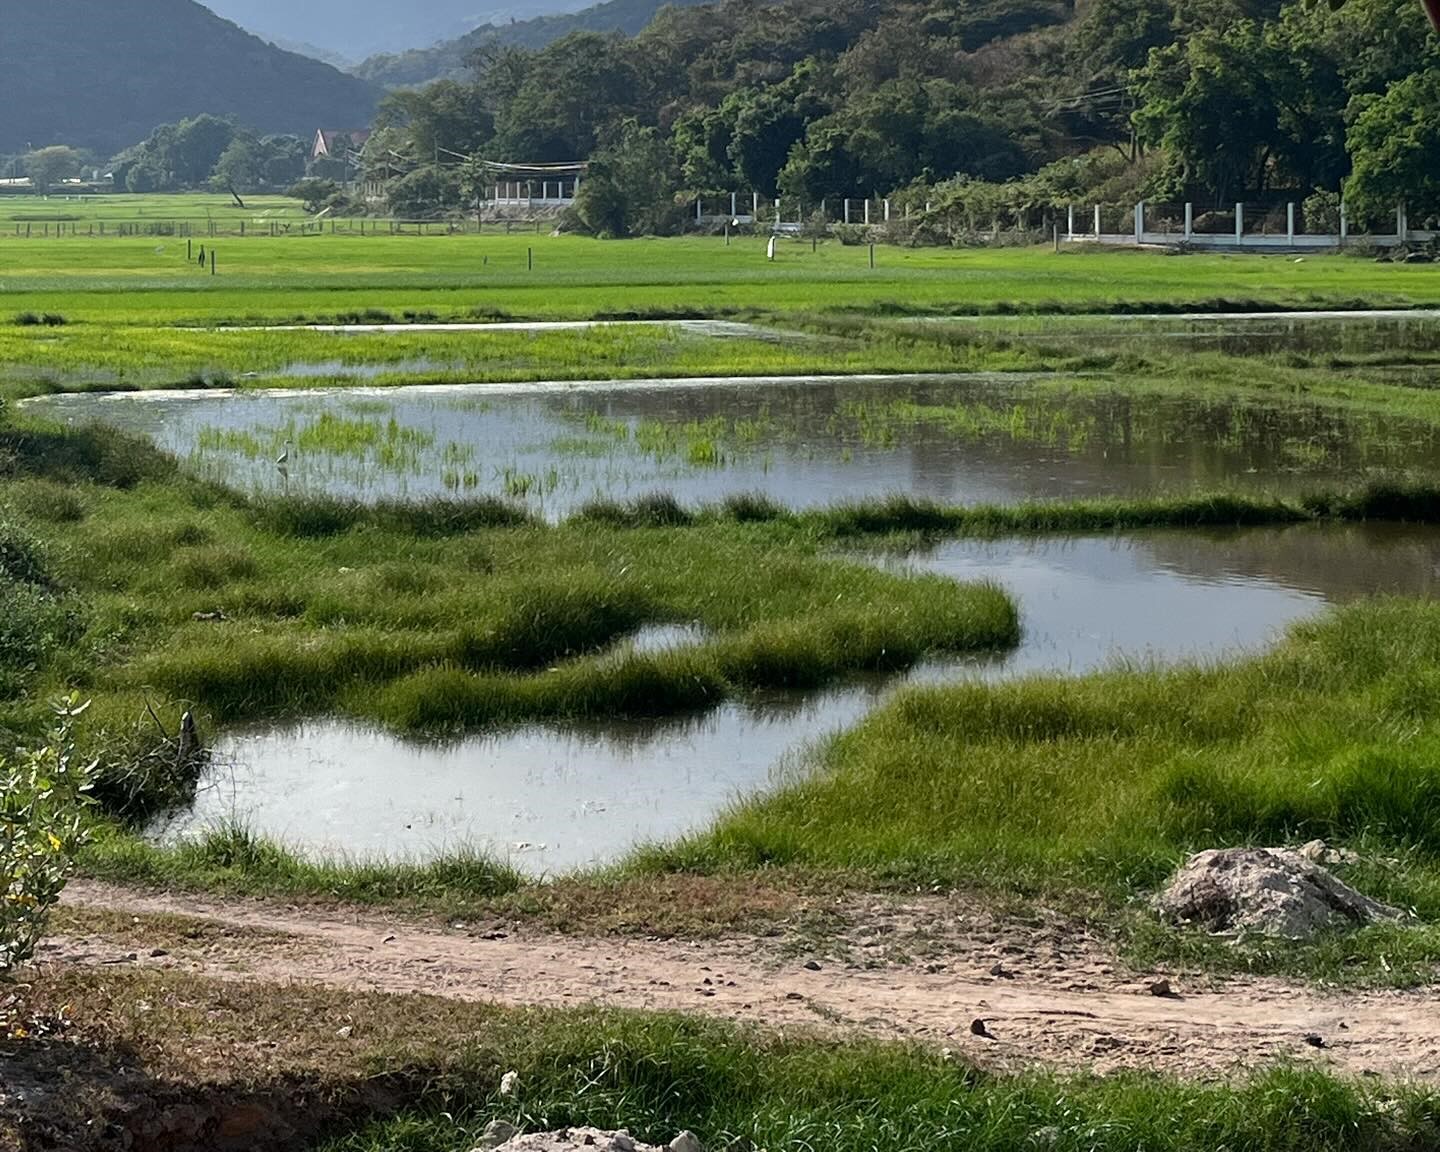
[355,0,713,87]
[360,0,1440,233]
[0,0,376,155]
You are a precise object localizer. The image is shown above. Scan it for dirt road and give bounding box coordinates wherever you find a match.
[49,881,1440,1081]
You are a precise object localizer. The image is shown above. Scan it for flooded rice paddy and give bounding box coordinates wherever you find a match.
[155,523,1440,872]
[27,373,1440,517]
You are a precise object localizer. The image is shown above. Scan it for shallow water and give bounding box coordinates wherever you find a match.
[28,374,1440,517]
[155,522,1440,871]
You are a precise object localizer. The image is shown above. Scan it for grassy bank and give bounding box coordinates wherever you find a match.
[17,965,1439,1152]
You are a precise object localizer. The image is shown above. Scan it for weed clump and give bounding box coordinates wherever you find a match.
[574,493,695,528]
[718,491,788,523]
[249,494,531,538]
[13,312,65,327]
[0,519,53,587]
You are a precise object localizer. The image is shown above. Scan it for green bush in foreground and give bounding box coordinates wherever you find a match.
[1,698,91,973]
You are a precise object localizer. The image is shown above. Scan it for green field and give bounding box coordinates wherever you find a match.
[2,228,1438,327]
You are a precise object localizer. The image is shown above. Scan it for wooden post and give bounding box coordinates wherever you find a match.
[210,250,216,276]
[868,243,875,269]
[528,247,533,271]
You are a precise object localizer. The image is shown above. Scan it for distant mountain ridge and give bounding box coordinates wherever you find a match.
[355,0,711,88]
[201,0,588,60]
[1,0,376,156]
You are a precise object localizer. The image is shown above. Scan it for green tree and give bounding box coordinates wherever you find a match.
[210,132,264,193]
[1345,68,1440,226]
[23,146,83,194]
[288,177,342,213]
[573,120,683,236]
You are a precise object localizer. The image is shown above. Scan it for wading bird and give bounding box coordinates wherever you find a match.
[276,439,293,468]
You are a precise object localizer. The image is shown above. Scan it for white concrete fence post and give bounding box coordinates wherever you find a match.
[884,199,891,223]
[1067,204,1075,239]
[1340,200,1348,247]
[1094,204,1101,238]
[1184,203,1193,241]
[864,199,871,226]
[844,199,851,225]
[1399,203,1409,245]
[1235,202,1244,246]
[696,197,703,223]
[1134,201,1144,244]
[731,192,738,217]
[752,191,759,217]
[1287,202,1295,246]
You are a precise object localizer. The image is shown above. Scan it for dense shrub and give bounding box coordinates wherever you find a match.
[1,698,92,974]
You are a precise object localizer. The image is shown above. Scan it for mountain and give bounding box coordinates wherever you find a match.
[200,0,585,60]
[355,0,710,88]
[0,0,378,156]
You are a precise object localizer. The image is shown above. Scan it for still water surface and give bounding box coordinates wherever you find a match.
[28,374,1440,517]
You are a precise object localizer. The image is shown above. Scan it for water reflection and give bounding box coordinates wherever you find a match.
[28,375,1440,517]
[156,523,1440,871]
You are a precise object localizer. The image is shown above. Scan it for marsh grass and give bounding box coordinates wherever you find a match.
[85,821,523,902]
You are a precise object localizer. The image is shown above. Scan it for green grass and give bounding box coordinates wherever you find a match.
[309,1026,1439,1152]
[0,231,1436,328]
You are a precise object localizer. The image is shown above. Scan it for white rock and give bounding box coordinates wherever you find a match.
[669,1133,705,1152]
[1156,847,1402,938]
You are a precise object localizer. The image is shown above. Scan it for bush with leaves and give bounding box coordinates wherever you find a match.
[1,697,93,975]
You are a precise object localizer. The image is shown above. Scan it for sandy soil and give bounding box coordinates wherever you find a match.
[46,880,1440,1081]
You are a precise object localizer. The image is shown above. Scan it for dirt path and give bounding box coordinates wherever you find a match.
[49,881,1440,1081]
